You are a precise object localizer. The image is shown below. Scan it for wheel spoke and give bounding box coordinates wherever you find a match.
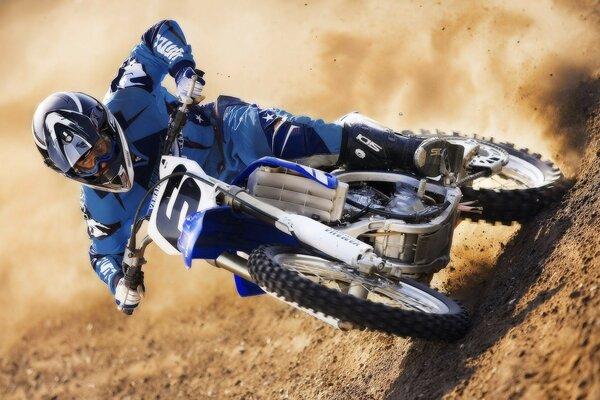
[274,254,450,314]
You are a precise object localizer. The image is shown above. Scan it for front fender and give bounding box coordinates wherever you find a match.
[178,206,299,268]
[178,206,299,298]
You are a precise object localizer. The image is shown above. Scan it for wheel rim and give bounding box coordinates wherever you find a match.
[442,136,548,190]
[471,145,548,191]
[273,253,451,314]
[472,155,547,190]
[449,138,548,190]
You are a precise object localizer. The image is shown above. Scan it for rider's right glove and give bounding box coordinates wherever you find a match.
[114,277,144,315]
[175,66,205,104]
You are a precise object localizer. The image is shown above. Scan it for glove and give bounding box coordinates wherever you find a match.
[175,66,205,104]
[115,277,144,315]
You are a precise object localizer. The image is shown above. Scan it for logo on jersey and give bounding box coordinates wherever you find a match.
[356,134,382,152]
[117,59,148,90]
[80,201,121,239]
[154,33,184,61]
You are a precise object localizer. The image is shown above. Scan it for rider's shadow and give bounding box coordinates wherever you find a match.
[384,209,573,400]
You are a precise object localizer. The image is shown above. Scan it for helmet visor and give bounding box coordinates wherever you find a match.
[63,105,134,192]
[74,105,134,192]
[45,110,99,173]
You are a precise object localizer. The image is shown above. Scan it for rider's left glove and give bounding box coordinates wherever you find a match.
[115,277,144,315]
[175,66,205,104]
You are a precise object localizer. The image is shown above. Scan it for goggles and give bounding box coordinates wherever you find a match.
[74,133,115,176]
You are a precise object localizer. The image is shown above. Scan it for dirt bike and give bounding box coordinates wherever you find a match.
[120,93,566,342]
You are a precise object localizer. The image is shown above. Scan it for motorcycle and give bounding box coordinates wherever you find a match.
[120,92,566,342]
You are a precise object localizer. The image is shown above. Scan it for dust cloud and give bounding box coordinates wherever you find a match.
[0,0,598,352]
[286,1,599,175]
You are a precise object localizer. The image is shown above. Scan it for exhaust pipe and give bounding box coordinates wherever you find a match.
[210,252,254,282]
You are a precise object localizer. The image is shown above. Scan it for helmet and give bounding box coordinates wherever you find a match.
[32,92,134,192]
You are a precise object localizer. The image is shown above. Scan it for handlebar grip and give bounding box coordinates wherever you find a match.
[122,307,134,316]
[187,75,198,98]
[124,265,142,291]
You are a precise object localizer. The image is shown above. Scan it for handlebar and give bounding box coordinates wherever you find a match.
[121,76,204,313]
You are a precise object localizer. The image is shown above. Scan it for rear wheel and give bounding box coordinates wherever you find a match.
[463,141,567,224]
[414,132,569,224]
[248,246,470,341]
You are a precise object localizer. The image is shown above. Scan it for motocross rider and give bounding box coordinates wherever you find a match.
[32,20,458,314]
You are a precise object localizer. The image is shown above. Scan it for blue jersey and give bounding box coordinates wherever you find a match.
[80,20,343,294]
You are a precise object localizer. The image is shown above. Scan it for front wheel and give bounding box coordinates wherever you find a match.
[248,246,470,341]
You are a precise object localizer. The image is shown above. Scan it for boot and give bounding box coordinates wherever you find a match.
[337,113,464,177]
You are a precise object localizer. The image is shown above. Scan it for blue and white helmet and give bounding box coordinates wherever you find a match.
[32,92,134,192]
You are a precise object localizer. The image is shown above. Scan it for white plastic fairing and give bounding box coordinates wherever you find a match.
[148,156,219,255]
[275,213,372,266]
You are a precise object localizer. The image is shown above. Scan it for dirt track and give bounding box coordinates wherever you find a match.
[1,1,599,399]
